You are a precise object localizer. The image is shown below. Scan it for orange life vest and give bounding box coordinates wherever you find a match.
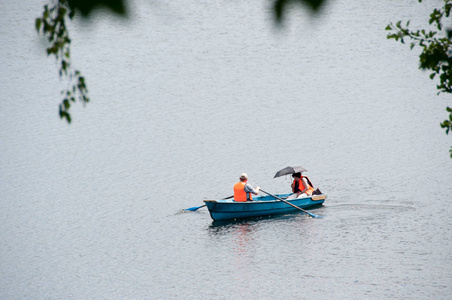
[234,181,252,202]
[292,176,314,193]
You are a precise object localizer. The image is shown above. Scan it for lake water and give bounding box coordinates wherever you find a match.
[1,0,451,299]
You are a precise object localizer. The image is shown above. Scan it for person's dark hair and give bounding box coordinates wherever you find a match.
[292,172,302,178]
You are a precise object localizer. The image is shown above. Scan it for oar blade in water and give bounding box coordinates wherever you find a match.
[185,196,233,212]
[307,211,323,218]
[185,204,206,211]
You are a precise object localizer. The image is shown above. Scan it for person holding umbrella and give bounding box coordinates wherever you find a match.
[233,173,260,202]
[290,172,314,198]
[273,166,318,199]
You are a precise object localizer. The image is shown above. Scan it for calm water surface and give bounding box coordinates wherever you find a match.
[1,0,451,299]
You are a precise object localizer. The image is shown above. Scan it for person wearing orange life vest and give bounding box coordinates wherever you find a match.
[291,172,314,197]
[233,173,260,202]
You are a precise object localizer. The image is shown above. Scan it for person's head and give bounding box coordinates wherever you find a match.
[239,173,248,182]
[292,172,302,179]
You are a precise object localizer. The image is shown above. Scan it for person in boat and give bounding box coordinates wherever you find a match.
[233,173,260,202]
[290,172,314,198]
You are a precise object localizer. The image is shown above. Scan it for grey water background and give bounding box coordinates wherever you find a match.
[1,0,451,299]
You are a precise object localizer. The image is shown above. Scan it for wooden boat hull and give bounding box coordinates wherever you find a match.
[204,193,326,221]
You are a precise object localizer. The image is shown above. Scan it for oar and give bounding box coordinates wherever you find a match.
[260,189,323,218]
[185,195,234,211]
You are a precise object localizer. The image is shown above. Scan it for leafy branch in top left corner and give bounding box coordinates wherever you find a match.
[36,0,89,123]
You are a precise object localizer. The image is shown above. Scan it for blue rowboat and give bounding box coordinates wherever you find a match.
[204,193,326,221]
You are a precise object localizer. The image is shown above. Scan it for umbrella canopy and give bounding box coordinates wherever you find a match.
[273,166,307,178]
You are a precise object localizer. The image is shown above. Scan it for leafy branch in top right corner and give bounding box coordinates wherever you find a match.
[386,0,452,158]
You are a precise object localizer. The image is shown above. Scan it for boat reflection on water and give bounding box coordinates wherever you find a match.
[208,212,307,230]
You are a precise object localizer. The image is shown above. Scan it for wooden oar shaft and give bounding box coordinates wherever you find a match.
[260,189,319,218]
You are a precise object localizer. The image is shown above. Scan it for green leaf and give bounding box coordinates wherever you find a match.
[63,99,70,109]
[59,6,67,18]
[273,0,285,24]
[35,18,42,32]
[67,0,127,17]
[59,105,71,123]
